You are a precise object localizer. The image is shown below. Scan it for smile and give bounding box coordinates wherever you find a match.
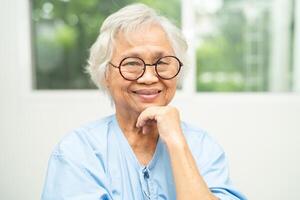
[132,89,162,101]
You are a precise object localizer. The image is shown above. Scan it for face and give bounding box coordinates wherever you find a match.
[105,24,178,115]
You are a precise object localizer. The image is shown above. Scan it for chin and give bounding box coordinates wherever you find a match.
[136,101,167,111]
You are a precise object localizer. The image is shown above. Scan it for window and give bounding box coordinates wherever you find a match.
[31,0,181,89]
[31,0,299,92]
[193,0,297,92]
[195,1,271,91]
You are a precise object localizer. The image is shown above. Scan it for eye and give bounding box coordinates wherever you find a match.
[121,57,144,67]
[157,60,169,65]
[122,61,142,67]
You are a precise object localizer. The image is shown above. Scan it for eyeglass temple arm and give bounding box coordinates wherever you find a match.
[108,62,119,68]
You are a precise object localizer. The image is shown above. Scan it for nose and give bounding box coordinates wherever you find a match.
[136,64,159,84]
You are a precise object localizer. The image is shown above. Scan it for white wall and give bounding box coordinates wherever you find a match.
[1,1,300,200]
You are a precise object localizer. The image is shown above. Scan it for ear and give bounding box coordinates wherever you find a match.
[103,66,110,89]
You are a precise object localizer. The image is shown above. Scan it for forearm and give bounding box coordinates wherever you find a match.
[166,136,218,200]
[136,106,218,199]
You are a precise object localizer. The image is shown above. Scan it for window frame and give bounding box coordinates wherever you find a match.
[18,0,300,96]
[293,0,300,91]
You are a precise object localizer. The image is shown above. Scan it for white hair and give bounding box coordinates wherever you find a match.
[86,3,188,90]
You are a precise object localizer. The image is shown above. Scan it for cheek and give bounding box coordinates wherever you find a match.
[109,85,127,99]
[164,80,177,98]
[108,81,132,100]
[168,79,178,90]
[106,72,126,96]
[168,87,177,100]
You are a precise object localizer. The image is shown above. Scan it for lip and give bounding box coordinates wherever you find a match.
[132,89,162,102]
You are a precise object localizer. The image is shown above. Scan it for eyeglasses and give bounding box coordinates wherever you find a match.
[109,56,183,81]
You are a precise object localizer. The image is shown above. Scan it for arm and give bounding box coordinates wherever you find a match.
[136,106,218,200]
[41,136,112,200]
[166,135,218,200]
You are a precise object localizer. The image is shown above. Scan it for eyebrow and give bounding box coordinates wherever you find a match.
[121,51,169,61]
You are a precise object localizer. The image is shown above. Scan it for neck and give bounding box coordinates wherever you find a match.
[115,106,159,151]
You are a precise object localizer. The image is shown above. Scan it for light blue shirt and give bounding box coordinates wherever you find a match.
[42,115,246,200]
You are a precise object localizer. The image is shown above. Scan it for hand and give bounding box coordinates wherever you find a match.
[136,106,185,145]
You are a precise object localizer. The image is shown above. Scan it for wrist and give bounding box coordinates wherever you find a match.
[164,132,188,152]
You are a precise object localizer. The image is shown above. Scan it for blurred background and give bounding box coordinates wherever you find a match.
[30,0,300,92]
[0,0,300,199]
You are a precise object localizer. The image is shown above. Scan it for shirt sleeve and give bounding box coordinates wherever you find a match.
[41,145,112,200]
[199,134,248,200]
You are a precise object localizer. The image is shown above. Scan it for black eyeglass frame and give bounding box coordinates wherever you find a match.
[109,55,183,81]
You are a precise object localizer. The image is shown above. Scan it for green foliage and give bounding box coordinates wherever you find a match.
[138,0,181,27]
[196,3,271,92]
[55,24,77,48]
[32,0,181,89]
[196,7,246,92]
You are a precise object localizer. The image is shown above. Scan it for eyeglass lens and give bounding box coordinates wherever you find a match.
[119,56,181,80]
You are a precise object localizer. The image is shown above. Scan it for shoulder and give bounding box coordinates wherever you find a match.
[42,116,115,198]
[52,115,115,161]
[181,121,221,148]
[181,121,224,165]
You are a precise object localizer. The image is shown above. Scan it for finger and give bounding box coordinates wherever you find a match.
[136,107,160,127]
[142,125,151,134]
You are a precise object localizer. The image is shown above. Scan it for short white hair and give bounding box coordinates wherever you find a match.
[86,3,188,90]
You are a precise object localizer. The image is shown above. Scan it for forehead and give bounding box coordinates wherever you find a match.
[112,24,174,59]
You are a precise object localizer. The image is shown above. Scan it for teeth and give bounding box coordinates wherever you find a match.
[133,90,161,95]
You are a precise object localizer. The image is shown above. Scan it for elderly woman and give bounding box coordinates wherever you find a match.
[42,3,246,200]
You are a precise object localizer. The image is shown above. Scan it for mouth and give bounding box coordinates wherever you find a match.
[132,89,162,101]
[133,89,162,95]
